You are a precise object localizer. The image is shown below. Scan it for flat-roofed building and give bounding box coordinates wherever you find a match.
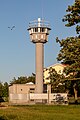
[9,63,67,104]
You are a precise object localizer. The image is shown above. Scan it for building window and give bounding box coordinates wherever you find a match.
[21,89,22,91]
[30,88,35,93]
[30,88,34,90]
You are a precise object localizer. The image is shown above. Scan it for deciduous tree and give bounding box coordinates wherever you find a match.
[56,0,80,103]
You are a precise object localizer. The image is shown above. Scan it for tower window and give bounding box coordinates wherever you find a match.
[40,28,45,32]
[35,28,38,32]
[42,28,45,32]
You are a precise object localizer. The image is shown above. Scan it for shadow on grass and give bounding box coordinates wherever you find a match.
[0,115,8,120]
[69,100,80,105]
[0,115,17,120]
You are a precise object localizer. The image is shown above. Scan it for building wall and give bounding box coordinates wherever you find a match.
[44,63,66,84]
[9,84,35,94]
[9,84,35,104]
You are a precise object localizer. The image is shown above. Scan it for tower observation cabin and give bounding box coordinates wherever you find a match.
[28,18,51,43]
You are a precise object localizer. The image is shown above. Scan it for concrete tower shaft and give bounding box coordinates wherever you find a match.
[35,43,44,93]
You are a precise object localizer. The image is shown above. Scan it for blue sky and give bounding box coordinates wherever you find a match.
[0,0,76,83]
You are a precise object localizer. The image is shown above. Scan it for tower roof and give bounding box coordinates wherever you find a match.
[28,18,51,30]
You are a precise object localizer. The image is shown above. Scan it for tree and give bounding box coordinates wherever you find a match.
[0,82,3,97]
[62,0,80,34]
[2,82,9,102]
[3,82,9,97]
[47,67,65,93]
[10,73,35,85]
[27,73,35,84]
[56,36,80,77]
[0,82,9,102]
[56,0,80,103]
[9,77,28,85]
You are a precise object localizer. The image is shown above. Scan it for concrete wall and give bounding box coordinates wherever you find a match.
[9,92,68,104]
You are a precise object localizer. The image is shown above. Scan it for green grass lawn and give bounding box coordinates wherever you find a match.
[0,105,80,120]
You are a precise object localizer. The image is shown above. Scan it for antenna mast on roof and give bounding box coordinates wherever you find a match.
[41,0,44,20]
